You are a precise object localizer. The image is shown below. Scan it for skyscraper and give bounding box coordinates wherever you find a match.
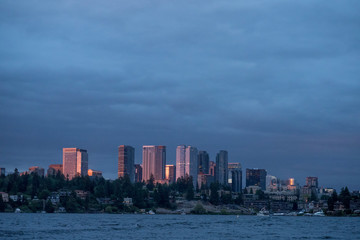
[176,145,198,186]
[134,164,142,183]
[165,165,176,183]
[63,148,88,180]
[228,163,242,192]
[216,150,228,185]
[198,151,209,174]
[142,145,166,182]
[0,168,5,176]
[118,145,135,182]
[176,145,186,180]
[246,168,267,190]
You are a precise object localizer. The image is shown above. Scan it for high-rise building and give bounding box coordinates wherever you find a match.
[198,151,209,174]
[176,145,198,186]
[246,168,267,190]
[118,145,135,182]
[228,163,242,192]
[215,150,228,185]
[142,145,166,182]
[176,145,186,180]
[63,148,88,180]
[134,164,142,183]
[165,165,176,183]
[0,168,5,176]
[47,164,63,176]
[209,161,216,177]
[306,177,318,188]
[185,146,198,187]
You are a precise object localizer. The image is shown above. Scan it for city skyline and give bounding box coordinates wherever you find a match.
[0,1,359,190]
[1,143,358,192]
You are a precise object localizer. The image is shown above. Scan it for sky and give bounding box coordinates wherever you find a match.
[0,0,359,190]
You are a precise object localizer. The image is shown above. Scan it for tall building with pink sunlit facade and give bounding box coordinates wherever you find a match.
[142,145,166,182]
[63,148,88,180]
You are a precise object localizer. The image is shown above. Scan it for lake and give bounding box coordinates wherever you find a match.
[0,213,359,239]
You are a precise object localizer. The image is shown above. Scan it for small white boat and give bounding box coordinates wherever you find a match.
[148,210,155,215]
[314,210,325,217]
[273,213,285,216]
[297,210,305,216]
[257,208,270,216]
[14,208,21,213]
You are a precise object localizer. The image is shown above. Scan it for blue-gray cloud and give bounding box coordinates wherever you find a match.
[0,0,359,190]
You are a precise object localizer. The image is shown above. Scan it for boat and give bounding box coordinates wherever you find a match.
[297,209,305,216]
[313,210,325,217]
[148,210,155,215]
[14,208,21,213]
[257,207,270,216]
[273,212,285,216]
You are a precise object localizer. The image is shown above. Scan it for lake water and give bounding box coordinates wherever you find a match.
[0,213,359,239]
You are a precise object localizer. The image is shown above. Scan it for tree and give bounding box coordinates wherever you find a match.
[256,190,266,200]
[45,200,54,213]
[39,190,50,200]
[0,197,5,212]
[209,183,220,205]
[339,187,351,209]
[186,186,194,201]
[191,203,206,214]
[146,175,155,191]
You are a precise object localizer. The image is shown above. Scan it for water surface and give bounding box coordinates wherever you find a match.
[0,213,359,239]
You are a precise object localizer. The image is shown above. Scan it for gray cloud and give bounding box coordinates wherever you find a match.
[0,0,359,190]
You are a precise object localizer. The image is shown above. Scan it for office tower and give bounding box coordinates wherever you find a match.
[209,161,216,177]
[176,145,198,186]
[306,177,318,188]
[228,163,242,192]
[142,145,166,182]
[0,168,5,176]
[185,146,198,187]
[134,164,142,183]
[215,150,228,185]
[198,151,209,174]
[165,165,176,183]
[176,145,186,180]
[47,164,63,176]
[246,168,267,190]
[63,148,88,180]
[88,169,103,178]
[118,145,135,182]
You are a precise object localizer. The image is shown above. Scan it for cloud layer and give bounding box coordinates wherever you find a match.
[1,0,359,189]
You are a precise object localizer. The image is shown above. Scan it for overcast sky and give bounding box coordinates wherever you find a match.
[0,0,359,190]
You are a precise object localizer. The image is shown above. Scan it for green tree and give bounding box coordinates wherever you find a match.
[45,200,54,213]
[146,175,155,191]
[209,183,220,205]
[39,190,50,200]
[0,197,5,212]
[191,203,206,214]
[256,190,266,200]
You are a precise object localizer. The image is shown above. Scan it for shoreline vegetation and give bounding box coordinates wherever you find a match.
[0,169,359,217]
